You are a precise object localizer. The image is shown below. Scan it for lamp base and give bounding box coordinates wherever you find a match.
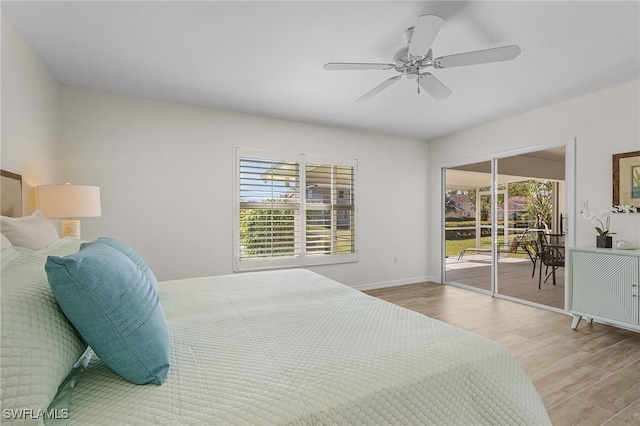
[61,220,81,239]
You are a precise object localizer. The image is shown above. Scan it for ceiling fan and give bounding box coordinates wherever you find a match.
[323,15,521,102]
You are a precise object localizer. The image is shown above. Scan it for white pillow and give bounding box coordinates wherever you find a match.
[0,209,59,250]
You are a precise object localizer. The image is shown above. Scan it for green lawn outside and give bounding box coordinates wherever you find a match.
[446,236,492,257]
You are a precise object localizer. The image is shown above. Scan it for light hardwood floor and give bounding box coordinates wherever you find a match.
[365,283,640,426]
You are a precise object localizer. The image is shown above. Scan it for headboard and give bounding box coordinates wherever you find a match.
[1,170,23,217]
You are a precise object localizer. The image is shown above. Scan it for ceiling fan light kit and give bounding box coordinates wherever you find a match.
[324,14,521,102]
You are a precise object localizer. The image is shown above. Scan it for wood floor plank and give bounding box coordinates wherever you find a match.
[577,359,640,415]
[546,397,615,426]
[582,336,640,373]
[606,399,640,425]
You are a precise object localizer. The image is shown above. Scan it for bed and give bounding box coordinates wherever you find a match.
[1,171,550,425]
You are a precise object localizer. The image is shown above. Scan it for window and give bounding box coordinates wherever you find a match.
[235,148,357,271]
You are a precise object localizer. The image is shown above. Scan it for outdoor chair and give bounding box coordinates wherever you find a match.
[527,230,547,278]
[538,233,565,288]
[457,228,533,261]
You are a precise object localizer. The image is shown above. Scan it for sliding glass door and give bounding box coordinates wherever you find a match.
[443,145,570,311]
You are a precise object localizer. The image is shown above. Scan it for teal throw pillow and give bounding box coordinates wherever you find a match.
[45,243,170,385]
[81,237,157,289]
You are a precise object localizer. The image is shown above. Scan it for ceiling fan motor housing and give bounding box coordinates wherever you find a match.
[394,45,433,78]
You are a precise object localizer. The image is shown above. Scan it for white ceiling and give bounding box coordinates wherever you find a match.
[2,1,639,141]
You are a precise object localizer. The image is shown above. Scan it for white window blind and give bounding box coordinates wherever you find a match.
[236,148,357,271]
[305,163,355,256]
[238,156,300,261]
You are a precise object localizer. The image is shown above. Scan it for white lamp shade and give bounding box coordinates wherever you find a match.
[36,184,101,218]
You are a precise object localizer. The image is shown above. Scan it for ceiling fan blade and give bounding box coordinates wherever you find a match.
[355,75,402,102]
[434,45,521,69]
[324,62,395,71]
[408,14,444,57]
[418,73,451,100]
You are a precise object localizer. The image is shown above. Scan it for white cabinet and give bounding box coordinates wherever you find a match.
[569,247,640,331]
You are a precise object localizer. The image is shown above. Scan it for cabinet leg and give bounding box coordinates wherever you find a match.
[571,315,582,330]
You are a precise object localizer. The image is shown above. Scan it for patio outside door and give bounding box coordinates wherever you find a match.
[443,146,568,310]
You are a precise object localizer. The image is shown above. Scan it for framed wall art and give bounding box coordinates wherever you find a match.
[612,150,640,212]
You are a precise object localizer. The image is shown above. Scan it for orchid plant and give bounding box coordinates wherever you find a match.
[581,209,616,236]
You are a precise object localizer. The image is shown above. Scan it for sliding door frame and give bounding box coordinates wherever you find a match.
[440,137,575,312]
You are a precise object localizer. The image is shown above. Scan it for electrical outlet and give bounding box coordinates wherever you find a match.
[393,256,398,264]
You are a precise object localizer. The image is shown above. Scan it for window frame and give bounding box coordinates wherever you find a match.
[234,148,358,272]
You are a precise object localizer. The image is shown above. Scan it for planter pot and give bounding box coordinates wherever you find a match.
[596,235,613,248]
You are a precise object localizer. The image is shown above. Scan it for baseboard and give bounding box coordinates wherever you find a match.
[352,275,439,291]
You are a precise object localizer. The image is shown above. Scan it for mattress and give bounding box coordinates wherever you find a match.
[56,269,550,425]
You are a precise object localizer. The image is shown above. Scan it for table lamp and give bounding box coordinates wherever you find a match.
[36,183,101,238]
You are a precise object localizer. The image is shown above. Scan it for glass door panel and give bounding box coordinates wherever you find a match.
[444,161,493,292]
[495,149,566,309]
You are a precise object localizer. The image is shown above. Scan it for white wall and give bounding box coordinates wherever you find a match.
[1,16,61,212]
[428,80,640,280]
[59,86,430,286]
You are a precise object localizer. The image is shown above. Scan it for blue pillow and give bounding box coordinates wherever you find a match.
[80,237,157,289]
[45,243,170,385]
